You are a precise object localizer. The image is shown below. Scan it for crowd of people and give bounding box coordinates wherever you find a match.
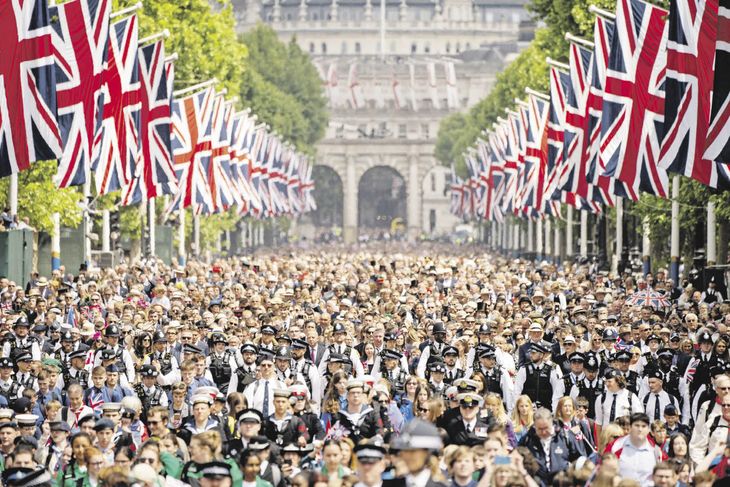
[0,242,726,487]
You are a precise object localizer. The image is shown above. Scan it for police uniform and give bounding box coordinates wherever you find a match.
[229,342,258,394]
[63,349,89,389]
[290,338,321,404]
[135,365,167,416]
[514,341,564,410]
[569,354,604,420]
[444,394,492,446]
[93,325,135,383]
[470,347,514,412]
[376,349,410,395]
[207,333,238,395]
[416,322,448,378]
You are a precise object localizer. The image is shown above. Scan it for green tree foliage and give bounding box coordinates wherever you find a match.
[0,161,83,233]
[239,25,328,151]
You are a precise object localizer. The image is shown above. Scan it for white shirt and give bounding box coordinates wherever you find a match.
[594,389,643,426]
[617,439,656,486]
[243,378,286,415]
[406,469,432,487]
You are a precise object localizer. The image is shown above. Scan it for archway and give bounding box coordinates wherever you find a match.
[299,165,343,241]
[358,165,407,238]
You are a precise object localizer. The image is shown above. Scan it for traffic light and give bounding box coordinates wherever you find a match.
[110,211,121,243]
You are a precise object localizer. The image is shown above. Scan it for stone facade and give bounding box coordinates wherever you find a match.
[232,0,531,241]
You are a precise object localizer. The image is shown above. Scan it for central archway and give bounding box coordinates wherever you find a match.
[358,165,407,237]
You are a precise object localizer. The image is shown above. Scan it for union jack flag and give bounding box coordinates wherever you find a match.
[228,111,256,215]
[523,94,559,218]
[207,95,238,213]
[92,14,141,195]
[450,164,465,218]
[486,130,506,222]
[659,0,727,187]
[0,0,62,176]
[121,40,177,205]
[704,0,730,165]
[51,0,110,188]
[600,0,669,199]
[563,42,614,208]
[585,16,636,200]
[169,87,215,214]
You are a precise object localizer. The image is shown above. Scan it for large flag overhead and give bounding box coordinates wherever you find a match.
[92,14,141,195]
[170,87,215,214]
[659,0,726,187]
[51,0,110,188]
[208,94,237,213]
[0,0,62,176]
[705,0,730,165]
[121,40,177,206]
[585,15,633,199]
[600,0,669,199]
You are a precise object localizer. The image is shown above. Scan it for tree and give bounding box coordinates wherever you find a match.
[0,161,83,233]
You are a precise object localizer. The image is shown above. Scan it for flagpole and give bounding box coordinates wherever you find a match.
[83,179,92,267]
[193,212,200,259]
[565,33,594,49]
[110,1,142,19]
[536,218,543,260]
[149,197,156,257]
[546,58,570,72]
[614,197,623,274]
[642,216,651,276]
[545,218,552,261]
[554,216,561,264]
[172,78,218,98]
[8,174,17,221]
[670,175,680,285]
[588,4,617,20]
[138,29,169,47]
[101,209,110,252]
[527,219,534,253]
[580,210,588,257]
[178,208,185,265]
[708,200,717,265]
[51,212,61,271]
[566,206,574,258]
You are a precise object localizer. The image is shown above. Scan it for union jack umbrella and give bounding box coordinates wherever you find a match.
[659,0,727,188]
[121,40,177,206]
[704,0,730,165]
[92,14,141,195]
[0,0,62,176]
[51,0,110,188]
[625,289,671,309]
[600,0,669,199]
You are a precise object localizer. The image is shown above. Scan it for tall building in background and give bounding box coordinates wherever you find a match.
[232,0,533,242]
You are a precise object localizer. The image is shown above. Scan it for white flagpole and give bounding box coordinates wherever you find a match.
[708,200,717,265]
[642,216,651,275]
[580,210,588,257]
[566,206,574,257]
[614,197,623,274]
[670,175,680,284]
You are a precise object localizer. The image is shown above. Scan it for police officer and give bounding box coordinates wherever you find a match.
[14,352,37,391]
[514,341,564,411]
[207,332,238,395]
[428,362,447,396]
[317,323,363,377]
[2,317,41,361]
[147,331,178,385]
[444,393,492,446]
[613,350,640,395]
[441,346,464,385]
[135,365,167,415]
[229,342,258,394]
[375,349,409,396]
[563,352,586,393]
[0,358,22,403]
[93,325,135,384]
[64,350,89,389]
[53,331,75,371]
[471,347,514,412]
[416,322,449,378]
[569,353,605,420]
[290,338,320,407]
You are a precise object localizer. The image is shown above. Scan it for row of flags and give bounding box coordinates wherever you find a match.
[318,60,459,110]
[450,0,730,221]
[1,0,315,218]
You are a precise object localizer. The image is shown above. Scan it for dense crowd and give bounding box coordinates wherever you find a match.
[0,243,727,487]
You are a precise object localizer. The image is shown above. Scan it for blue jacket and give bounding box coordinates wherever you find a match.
[517,423,585,485]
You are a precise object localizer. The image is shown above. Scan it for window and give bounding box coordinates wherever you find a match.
[335,125,344,139]
[411,43,417,54]
[355,42,361,53]
[455,42,461,53]
[445,42,451,53]
[398,124,407,138]
[341,41,347,54]
[309,42,315,53]
[430,173,436,192]
[429,209,436,232]
[421,123,430,139]
[424,42,430,54]
[312,12,318,20]
[465,42,471,50]
[321,42,327,54]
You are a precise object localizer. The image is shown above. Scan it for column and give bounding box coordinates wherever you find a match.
[554,217,561,263]
[101,210,110,252]
[407,155,420,241]
[708,200,717,266]
[579,210,588,257]
[193,214,200,258]
[178,208,185,265]
[545,218,552,259]
[642,217,651,275]
[490,220,496,249]
[272,0,281,21]
[527,219,534,253]
[399,0,407,20]
[536,219,543,259]
[513,221,520,255]
[9,174,17,219]
[343,157,358,244]
[614,197,623,274]
[566,206,574,257]
[51,212,61,271]
[148,198,156,256]
[670,175,680,285]
[365,0,372,20]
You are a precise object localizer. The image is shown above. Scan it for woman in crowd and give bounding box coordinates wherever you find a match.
[510,395,534,443]
[399,377,420,422]
[554,396,595,453]
[484,394,517,449]
[57,433,93,487]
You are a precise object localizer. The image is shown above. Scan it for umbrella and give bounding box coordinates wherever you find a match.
[625,289,670,309]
